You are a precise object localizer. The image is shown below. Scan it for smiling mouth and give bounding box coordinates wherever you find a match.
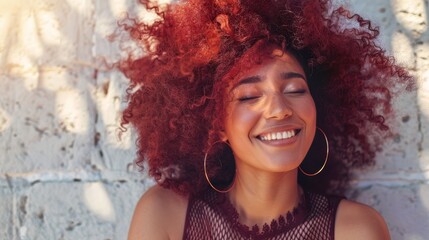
[257,129,301,141]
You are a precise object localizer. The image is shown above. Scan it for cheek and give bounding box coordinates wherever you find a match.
[299,97,317,125]
[225,105,260,139]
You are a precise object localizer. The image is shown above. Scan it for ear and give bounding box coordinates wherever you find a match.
[219,130,228,142]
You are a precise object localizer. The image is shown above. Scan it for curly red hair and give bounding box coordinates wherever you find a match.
[119,0,413,195]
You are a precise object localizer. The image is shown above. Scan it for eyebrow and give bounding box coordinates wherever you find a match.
[281,72,306,81]
[231,71,306,90]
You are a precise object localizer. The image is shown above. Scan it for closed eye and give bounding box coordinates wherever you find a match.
[285,89,307,94]
[237,96,260,102]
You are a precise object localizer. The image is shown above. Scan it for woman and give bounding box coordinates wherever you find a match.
[120,0,413,239]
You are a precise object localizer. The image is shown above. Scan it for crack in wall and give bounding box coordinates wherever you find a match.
[417,102,424,152]
[0,170,143,188]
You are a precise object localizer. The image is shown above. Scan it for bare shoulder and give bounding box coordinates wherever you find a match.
[128,185,189,240]
[335,199,390,240]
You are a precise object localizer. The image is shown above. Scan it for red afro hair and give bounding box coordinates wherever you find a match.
[119,0,413,195]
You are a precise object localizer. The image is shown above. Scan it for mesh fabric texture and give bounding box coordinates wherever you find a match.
[183,190,342,240]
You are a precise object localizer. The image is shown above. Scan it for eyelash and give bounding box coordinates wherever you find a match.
[238,96,260,102]
[237,89,307,102]
[234,89,307,102]
[288,89,307,94]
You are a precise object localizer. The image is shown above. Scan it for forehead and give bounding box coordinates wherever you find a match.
[227,48,305,86]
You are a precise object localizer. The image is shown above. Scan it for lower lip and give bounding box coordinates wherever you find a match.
[257,132,300,146]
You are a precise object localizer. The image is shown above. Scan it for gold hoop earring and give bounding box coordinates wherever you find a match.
[299,127,329,177]
[204,141,236,193]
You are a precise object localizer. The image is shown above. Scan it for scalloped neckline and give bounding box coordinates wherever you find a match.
[215,190,310,238]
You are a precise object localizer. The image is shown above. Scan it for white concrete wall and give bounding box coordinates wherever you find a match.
[0,0,427,239]
[346,1,429,239]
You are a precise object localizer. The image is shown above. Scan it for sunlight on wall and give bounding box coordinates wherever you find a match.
[0,1,90,133]
[91,0,129,38]
[55,88,90,134]
[135,0,173,24]
[108,0,132,18]
[84,182,116,222]
[0,1,74,92]
[64,0,93,18]
[0,6,12,68]
[0,108,11,132]
[92,73,133,150]
[391,31,415,68]
[0,0,26,9]
[39,68,73,91]
[391,0,428,37]
[2,7,43,91]
[34,8,66,47]
[17,10,43,58]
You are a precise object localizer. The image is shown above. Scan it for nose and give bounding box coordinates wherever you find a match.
[264,93,293,119]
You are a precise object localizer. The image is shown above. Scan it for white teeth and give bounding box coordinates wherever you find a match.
[259,130,296,141]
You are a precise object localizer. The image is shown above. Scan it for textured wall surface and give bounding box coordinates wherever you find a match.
[0,0,428,239]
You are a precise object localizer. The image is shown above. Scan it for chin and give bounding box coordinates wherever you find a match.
[260,157,303,173]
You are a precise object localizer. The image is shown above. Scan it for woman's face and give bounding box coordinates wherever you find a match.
[223,49,316,173]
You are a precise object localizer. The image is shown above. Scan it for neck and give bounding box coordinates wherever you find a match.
[228,165,301,227]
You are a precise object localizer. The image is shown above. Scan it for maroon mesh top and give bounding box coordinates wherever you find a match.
[183,190,343,240]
